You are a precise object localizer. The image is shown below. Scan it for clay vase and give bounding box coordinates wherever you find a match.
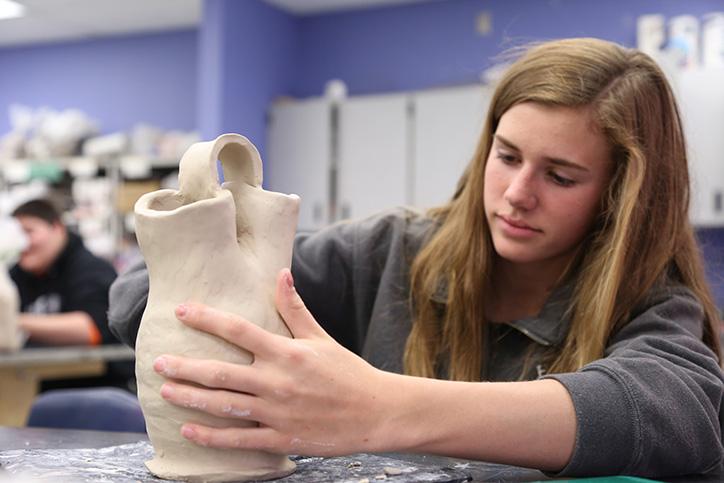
[0,266,21,352]
[134,133,298,482]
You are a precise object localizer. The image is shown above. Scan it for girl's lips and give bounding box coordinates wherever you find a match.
[497,215,542,237]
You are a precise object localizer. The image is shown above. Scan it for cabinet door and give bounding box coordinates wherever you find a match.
[338,93,410,221]
[412,84,492,209]
[266,99,331,232]
[678,67,724,226]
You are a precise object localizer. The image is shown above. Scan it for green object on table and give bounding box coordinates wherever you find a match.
[29,160,63,182]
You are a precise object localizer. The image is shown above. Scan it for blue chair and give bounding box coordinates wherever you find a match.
[27,387,146,433]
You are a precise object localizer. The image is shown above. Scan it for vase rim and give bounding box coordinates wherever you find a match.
[134,188,233,218]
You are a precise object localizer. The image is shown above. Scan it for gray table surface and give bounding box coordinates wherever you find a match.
[0,426,551,482]
[0,425,146,451]
[1,426,720,482]
[0,344,135,367]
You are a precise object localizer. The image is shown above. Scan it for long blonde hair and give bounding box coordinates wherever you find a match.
[404,38,722,381]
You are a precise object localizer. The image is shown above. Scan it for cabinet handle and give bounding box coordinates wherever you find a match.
[341,202,351,219]
[313,202,323,223]
[714,190,722,213]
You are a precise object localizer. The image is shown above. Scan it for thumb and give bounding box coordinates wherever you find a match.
[275,268,325,339]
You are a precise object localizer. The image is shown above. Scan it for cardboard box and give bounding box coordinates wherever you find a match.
[116,180,160,213]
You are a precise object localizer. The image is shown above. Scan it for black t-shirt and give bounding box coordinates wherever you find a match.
[10,231,118,345]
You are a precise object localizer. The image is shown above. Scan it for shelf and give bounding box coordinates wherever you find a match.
[0,156,178,183]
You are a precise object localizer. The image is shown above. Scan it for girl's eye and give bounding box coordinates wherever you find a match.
[496,152,518,165]
[549,171,575,187]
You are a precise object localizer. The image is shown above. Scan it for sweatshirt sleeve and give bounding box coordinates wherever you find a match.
[65,266,117,345]
[292,222,359,351]
[293,208,422,355]
[108,260,149,348]
[545,287,723,478]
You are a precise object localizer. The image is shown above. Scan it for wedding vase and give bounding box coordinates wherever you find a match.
[134,133,298,482]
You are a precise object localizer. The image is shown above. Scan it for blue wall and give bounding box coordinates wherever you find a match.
[0,30,198,135]
[197,0,297,152]
[293,0,724,96]
[3,1,724,132]
[3,0,724,140]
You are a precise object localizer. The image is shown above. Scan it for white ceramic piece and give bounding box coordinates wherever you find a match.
[0,267,21,352]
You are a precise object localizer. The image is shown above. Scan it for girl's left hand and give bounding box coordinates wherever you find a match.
[153,268,393,456]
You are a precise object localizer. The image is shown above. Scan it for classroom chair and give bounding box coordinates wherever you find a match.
[27,387,146,433]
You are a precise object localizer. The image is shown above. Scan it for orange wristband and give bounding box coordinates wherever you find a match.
[88,323,102,346]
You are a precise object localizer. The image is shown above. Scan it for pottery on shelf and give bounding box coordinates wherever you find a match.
[0,266,21,352]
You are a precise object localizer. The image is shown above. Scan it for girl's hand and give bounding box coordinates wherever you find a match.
[153,268,392,456]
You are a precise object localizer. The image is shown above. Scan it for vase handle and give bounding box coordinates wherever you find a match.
[178,133,263,203]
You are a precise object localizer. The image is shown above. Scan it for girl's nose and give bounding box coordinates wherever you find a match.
[503,171,538,211]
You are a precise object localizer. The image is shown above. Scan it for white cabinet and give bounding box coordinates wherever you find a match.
[266,75,724,230]
[266,98,331,232]
[264,84,497,228]
[678,67,724,227]
[338,93,410,221]
[412,85,492,209]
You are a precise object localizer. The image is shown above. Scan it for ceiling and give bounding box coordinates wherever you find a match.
[0,0,437,48]
[263,0,437,15]
[0,0,202,47]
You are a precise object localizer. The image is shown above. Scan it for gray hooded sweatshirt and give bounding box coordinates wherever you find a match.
[108,208,723,478]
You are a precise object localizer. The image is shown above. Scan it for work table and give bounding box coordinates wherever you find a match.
[0,426,719,482]
[0,345,135,426]
[0,426,548,482]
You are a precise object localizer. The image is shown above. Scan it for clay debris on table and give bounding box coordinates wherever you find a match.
[0,441,471,483]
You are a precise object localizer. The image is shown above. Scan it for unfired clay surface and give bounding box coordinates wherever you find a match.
[0,267,21,352]
[134,133,298,482]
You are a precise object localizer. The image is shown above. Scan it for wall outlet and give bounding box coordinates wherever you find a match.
[476,11,492,36]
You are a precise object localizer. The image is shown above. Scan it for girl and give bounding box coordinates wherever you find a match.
[110,38,723,477]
